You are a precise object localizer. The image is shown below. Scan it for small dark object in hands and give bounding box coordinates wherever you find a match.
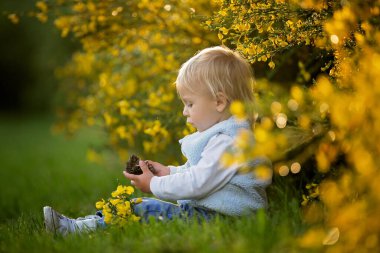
[125,154,156,175]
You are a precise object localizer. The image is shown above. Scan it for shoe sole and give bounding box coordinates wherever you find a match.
[43,206,59,234]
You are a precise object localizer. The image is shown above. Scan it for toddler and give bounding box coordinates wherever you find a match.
[44,46,272,235]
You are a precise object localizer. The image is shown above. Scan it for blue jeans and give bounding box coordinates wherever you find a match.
[96,197,216,225]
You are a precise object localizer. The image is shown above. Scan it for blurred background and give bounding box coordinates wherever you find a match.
[0,1,119,222]
[0,1,76,115]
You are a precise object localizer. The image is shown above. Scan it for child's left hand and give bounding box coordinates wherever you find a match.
[123,160,153,193]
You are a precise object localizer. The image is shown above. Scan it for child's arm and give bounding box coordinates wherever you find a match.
[167,161,190,174]
[123,160,188,192]
[150,134,239,200]
[146,161,170,176]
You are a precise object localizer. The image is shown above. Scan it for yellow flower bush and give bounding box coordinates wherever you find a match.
[219,0,380,251]
[96,185,142,226]
[36,0,219,165]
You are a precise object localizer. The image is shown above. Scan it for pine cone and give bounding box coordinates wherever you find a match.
[125,154,156,175]
[125,154,142,175]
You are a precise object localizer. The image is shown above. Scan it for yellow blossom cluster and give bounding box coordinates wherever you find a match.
[301,183,319,206]
[299,44,380,252]
[219,1,380,251]
[7,13,20,24]
[95,185,141,226]
[44,0,219,163]
[227,78,324,174]
[206,0,331,69]
[35,1,48,23]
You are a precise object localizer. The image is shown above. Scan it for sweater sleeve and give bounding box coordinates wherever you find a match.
[150,134,239,200]
[168,161,190,175]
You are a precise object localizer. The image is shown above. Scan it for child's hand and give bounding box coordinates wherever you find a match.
[123,160,153,193]
[145,160,170,177]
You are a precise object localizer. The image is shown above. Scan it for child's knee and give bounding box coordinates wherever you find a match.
[132,198,181,221]
[132,198,161,216]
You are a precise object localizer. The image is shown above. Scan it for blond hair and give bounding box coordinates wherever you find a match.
[176,46,254,103]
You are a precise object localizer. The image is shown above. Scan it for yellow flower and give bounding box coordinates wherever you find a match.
[36,1,48,12]
[96,184,141,225]
[103,212,113,224]
[8,14,19,24]
[111,186,122,197]
[111,191,118,198]
[301,194,309,206]
[116,203,128,216]
[36,13,48,23]
[110,198,122,206]
[298,228,325,248]
[290,86,304,103]
[230,101,246,119]
[316,150,330,173]
[221,152,235,167]
[131,214,141,222]
[115,126,128,140]
[254,127,268,143]
[118,100,130,115]
[131,198,143,204]
[111,185,135,197]
[103,112,114,126]
[102,206,113,224]
[219,10,227,16]
[125,186,134,195]
[254,165,273,181]
[220,27,229,35]
[309,187,320,198]
[72,2,86,12]
[87,148,102,164]
[95,199,105,209]
[235,129,251,149]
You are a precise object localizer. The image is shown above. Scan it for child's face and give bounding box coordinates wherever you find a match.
[178,86,227,132]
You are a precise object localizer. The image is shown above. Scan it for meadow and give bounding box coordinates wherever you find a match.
[0,115,307,253]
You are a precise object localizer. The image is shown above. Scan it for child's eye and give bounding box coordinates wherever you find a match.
[182,100,193,108]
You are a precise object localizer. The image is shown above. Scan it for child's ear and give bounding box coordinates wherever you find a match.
[215,92,229,112]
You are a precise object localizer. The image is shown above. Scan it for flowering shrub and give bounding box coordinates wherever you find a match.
[95,185,141,226]
[20,0,218,164]
[213,0,380,251]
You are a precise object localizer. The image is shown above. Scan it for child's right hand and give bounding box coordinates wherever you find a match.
[146,160,170,177]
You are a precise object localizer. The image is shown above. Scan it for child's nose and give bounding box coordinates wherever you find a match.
[183,107,189,116]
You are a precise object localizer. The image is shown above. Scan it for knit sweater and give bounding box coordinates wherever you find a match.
[179,117,271,215]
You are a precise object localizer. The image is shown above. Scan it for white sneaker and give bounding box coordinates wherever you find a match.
[43,206,98,235]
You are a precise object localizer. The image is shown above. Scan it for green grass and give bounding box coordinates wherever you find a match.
[0,114,306,253]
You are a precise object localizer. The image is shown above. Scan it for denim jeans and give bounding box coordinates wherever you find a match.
[95,197,216,226]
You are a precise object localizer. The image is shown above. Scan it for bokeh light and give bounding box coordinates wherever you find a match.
[290,162,301,174]
[275,113,287,129]
[278,165,290,176]
[330,34,339,44]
